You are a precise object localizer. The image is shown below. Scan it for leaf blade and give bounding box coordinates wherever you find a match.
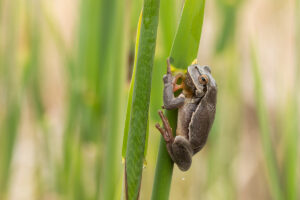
[122,10,143,160]
[169,0,206,69]
[124,0,160,199]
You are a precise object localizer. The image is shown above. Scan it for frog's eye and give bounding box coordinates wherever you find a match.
[199,74,209,85]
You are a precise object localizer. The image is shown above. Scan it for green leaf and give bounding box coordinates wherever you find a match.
[100,0,127,198]
[169,0,206,69]
[282,97,299,200]
[282,2,300,197]
[122,11,143,160]
[124,0,160,198]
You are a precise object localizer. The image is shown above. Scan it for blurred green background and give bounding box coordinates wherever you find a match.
[0,0,299,199]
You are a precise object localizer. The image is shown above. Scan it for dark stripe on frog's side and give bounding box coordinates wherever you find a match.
[188,86,217,154]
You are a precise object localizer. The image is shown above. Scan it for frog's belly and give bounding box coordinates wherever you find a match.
[176,99,198,138]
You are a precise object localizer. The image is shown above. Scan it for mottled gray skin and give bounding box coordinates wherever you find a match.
[156,62,217,171]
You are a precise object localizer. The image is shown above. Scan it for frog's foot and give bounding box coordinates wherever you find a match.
[155,123,171,143]
[155,110,174,143]
[172,73,184,92]
[172,136,193,171]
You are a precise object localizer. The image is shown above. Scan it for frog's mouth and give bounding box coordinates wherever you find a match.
[203,84,207,93]
[194,84,207,98]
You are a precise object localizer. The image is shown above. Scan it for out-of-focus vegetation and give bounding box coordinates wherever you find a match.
[0,0,299,200]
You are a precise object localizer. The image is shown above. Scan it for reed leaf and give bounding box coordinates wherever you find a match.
[124,0,160,198]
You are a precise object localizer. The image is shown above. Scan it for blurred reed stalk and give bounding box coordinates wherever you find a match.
[42,4,78,197]
[152,0,206,199]
[60,0,128,198]
[281,1,300,199]
[124,0,160,198]
[43,0,128,198]
[281,95,299,200]
[58,0,100,197]
[250,43,284,200]
[0,0,21,198]
[23,0,51,198]
[100,0,128,199]
[215,0,243,54]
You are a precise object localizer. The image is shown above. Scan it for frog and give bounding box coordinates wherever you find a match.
[155,59,217,171]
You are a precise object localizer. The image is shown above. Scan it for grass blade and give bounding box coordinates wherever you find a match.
[169,0,205,69]
[282,97,299,200]
[214,0,243,53]
[124,0,160,198]
[282,2,300,198]
[0,0,21,197]
[122,11,142,160]
[250,43,284,200]
[100,0,127,198]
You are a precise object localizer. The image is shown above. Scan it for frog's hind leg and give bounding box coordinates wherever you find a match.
[172,136,193,171]
[155,110,193,171]
[155,110,175,161]
[156,110,174,142]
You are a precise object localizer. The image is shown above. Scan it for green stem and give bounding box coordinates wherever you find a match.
[100,0,127,198]
[125,0,160,199]
[151,110,177,200]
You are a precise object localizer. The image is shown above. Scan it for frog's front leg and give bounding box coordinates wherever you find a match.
[156,110,193,171]
[163,59,185,110]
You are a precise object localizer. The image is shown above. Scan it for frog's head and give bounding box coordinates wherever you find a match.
[185,65,216,97]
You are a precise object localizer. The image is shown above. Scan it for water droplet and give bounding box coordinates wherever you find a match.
[181,177,185,181]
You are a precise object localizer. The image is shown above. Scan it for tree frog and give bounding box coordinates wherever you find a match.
[156,59,217,171]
